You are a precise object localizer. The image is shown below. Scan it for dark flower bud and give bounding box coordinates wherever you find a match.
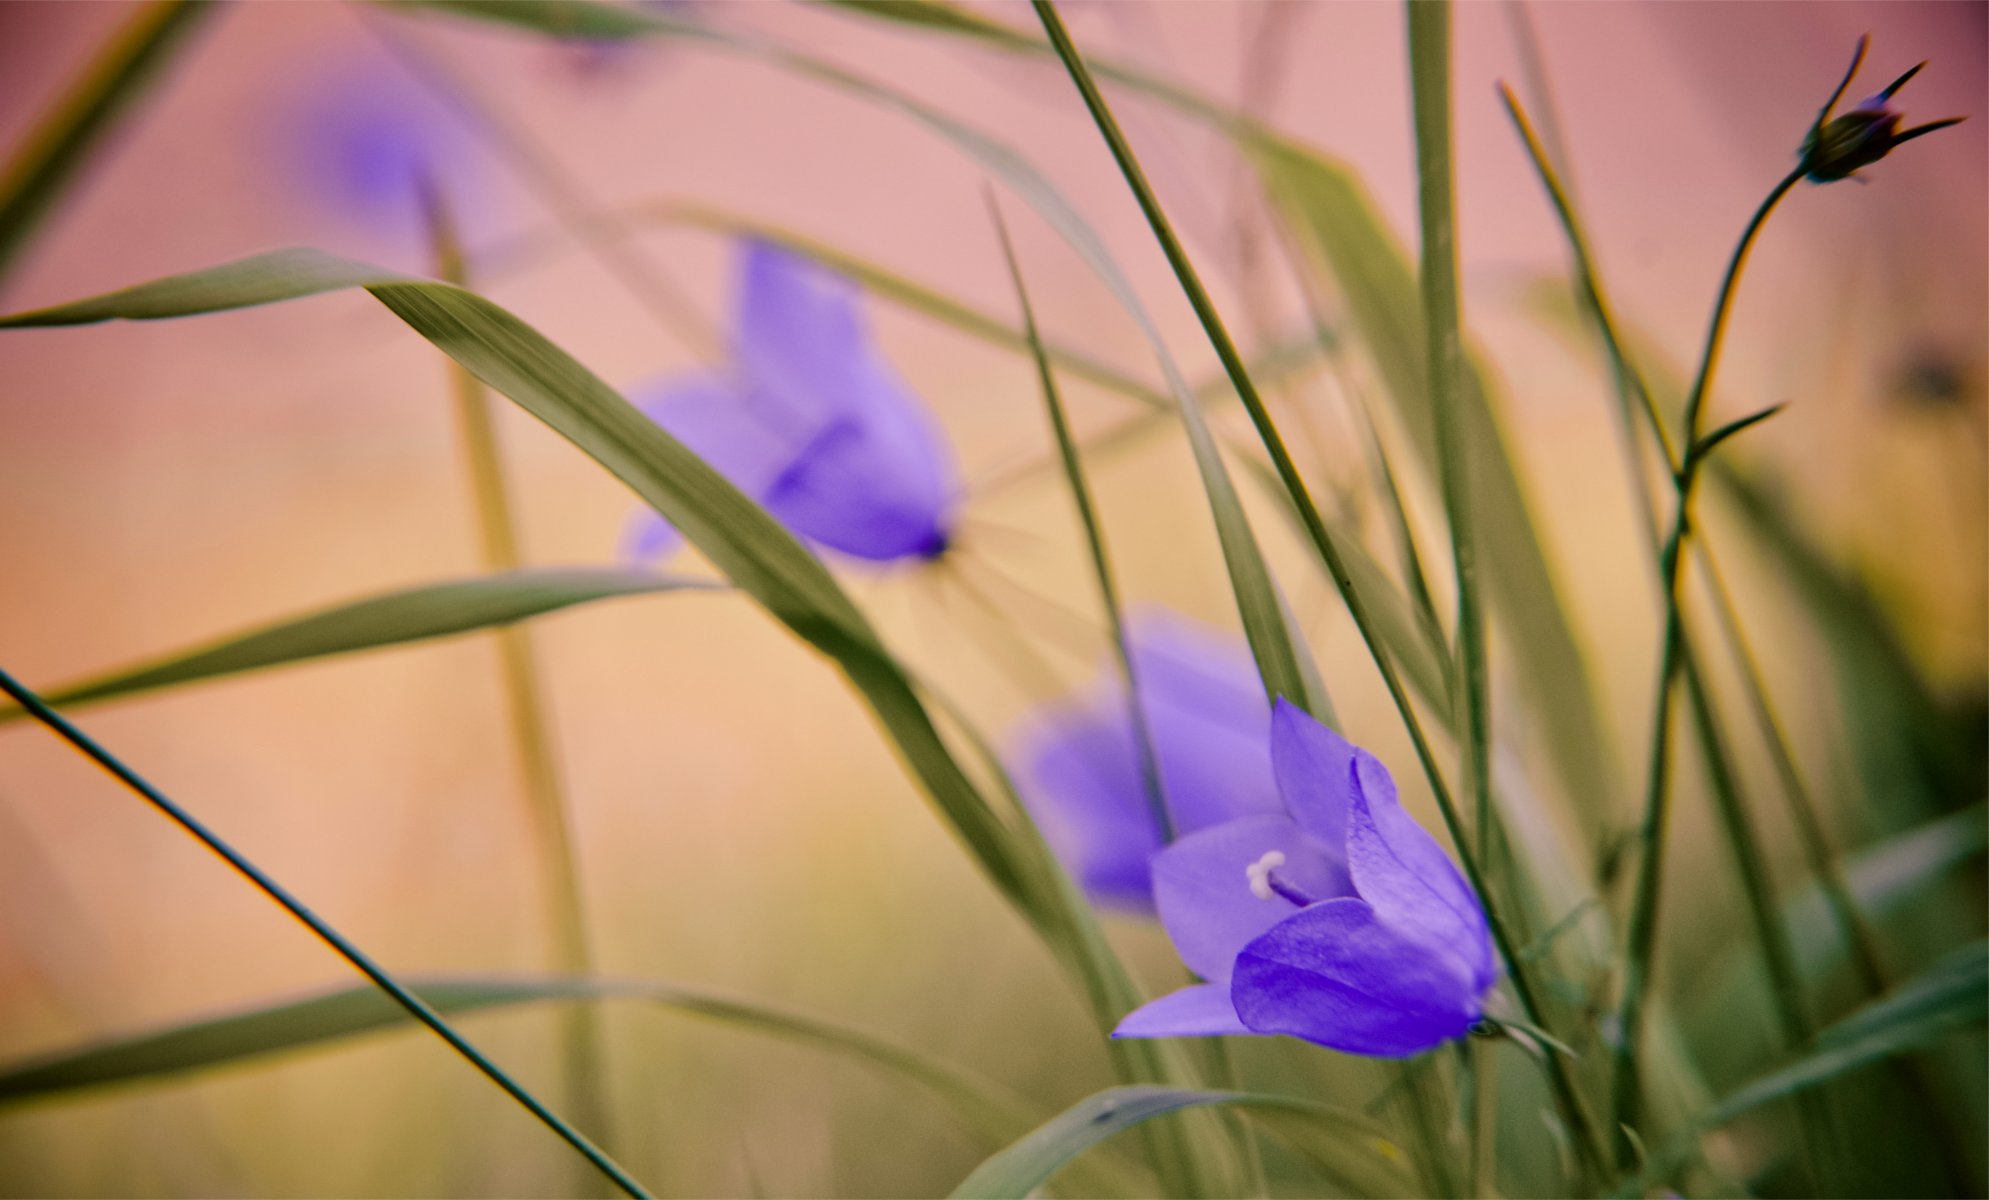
[1798,41,1964,184]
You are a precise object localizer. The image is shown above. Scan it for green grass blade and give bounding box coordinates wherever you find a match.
[948,1085,1416,1200]
[1,567,716,722]
[424,185,613,1168]
[1633,943,1989,1194]
[0,1,214,282]
[0,668,650,1197]
[0,973,1126,1182]
[1251,139,1616,852]
[1406,1,1493,873]
[993,201,1174,840]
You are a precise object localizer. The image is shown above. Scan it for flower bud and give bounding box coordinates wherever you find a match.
[1798,46,1964,184]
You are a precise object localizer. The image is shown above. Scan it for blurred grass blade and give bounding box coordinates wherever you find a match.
[0,1,214,283]
[0,976,1054,1155]
[0,567,717,722]
[1634,943,1989,1193]
[1406,1,1494,874]
[948,1084,1416,1200]
[994,201,1175,842]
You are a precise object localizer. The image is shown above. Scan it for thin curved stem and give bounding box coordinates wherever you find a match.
[0,666,652,1199]
[1611,165,1804,1163]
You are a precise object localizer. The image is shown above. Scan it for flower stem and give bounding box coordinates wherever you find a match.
[422,186,615,1177]
[0,666,651,1199]
[1611,164,1804,1163]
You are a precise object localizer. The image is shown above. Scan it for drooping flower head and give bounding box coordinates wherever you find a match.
[625,241,958,565]
[1115,700,1496,1058]
[1798,38,1963,184]
[1010,610,1284,913]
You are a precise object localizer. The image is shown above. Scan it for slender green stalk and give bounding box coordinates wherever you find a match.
[0,1,214,284]
[1406,1,1493,871]
[1029,0,1606,1179]
[989,198,1172,843]
[0,666,651,1199]
[1503,80,1979,1189]
[1693,547,1891,992]
[422,187,614,1169]
[1611,164,1804,1161]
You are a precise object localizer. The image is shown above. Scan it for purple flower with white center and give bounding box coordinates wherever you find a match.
[1010,610,1284,913]
[1115,699,1497,1058]
[624,241,957,565]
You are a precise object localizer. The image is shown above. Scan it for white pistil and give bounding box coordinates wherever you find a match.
[1245,850,1287,902]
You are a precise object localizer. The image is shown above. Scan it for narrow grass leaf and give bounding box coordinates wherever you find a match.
[0,1,214,281]
[0,975,1075,1164]
[948,1085,1416,1200]
[1252,138,1615,840]
[1631,944,1988,1194]
[0,567,715,722]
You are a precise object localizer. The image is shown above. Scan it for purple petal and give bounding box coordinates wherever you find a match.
[631,373,800,500]
[1232,898,1483,1057]
[1126,610,1282,834]
[761,410,954,562]
[1113,984,1251,1039]
[1014,711,1163,913]
[1269,697,1356,849]
[1346,752,1496,992]
[622,511,684,564]
[733,241,882,427]
[279,61,480,240]
[1151,817,1347,984]
[1009,611,1283,911]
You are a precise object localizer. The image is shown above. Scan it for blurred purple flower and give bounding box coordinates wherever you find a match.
[624,241,957,565]
[277,60,480,241]
[1115,699,1496,1058]
[1010,610,1283,913]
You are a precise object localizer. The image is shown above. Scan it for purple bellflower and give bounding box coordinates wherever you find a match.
[1011,610,1284,914]
[624,241,957,565]
[276,60,482,244]
[1115,699,1496,1058]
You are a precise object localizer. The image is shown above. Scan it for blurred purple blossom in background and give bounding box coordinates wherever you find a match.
[273,57,483,246]
[624,240,958,565]
[1116,699,1496,1058]
[1010,610,1283,913]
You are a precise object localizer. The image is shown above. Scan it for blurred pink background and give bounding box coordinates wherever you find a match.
[0,2,1980,1193]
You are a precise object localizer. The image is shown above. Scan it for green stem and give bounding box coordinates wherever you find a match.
[422,188,615,1171]
[1406,0,1494,877]
[1611,164,1804,1163]
[0,1,214,285]
[1029,0,1606,1180]
[990,199,1173,844]
[0,666,651,1199]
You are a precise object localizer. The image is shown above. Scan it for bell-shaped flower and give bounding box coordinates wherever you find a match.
[1798,41,1963,184]
[624,241,957,564]
[1115,699,1497,1058]
[1010,610,1284,913]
